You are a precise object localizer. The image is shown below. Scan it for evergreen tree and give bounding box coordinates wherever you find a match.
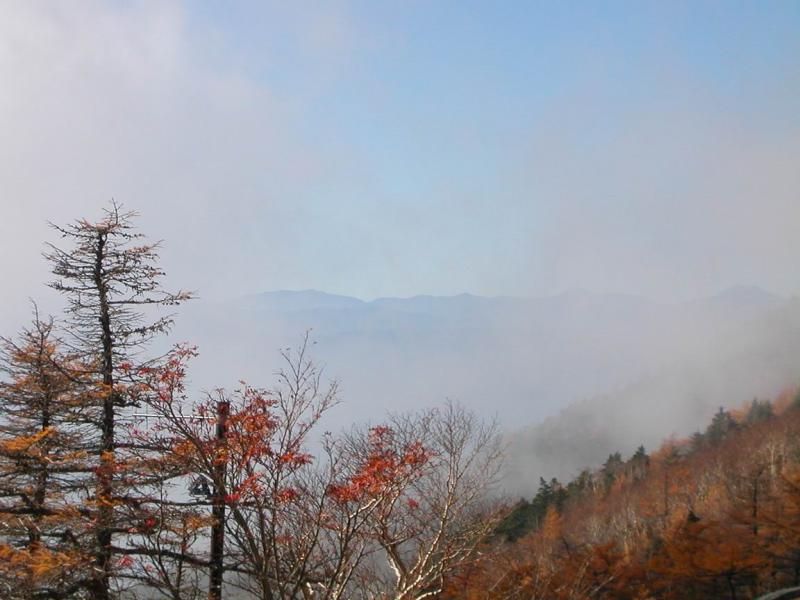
[566,469,593,496]
[530,476,554,523]
[497,476,571,541]
[631,445,648,462]
[689,431,706,452]
[629,445,650,480]
[551,477,568,509]
[705,407,738,445]
[745,398,774,425]
[602,451,624,488]
[495,499,534,542]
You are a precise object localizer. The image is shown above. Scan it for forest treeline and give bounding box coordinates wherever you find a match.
[443,390,800,599]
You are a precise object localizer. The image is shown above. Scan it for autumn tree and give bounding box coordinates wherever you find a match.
[649,515,765,599]
[132,340,505,600]
[43,203,191,599]
[0,309,91,599]
[130,336,401,600]
[349,402,504,600]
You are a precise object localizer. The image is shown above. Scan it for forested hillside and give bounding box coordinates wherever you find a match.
[445,390,800,599]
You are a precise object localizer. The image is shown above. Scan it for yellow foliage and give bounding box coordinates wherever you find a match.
[0,543,85,581]
[0,427,56,454]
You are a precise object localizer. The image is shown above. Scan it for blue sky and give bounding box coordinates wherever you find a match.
[0,1,798,326]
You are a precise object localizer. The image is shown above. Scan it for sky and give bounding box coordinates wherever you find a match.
[1,1,799,333]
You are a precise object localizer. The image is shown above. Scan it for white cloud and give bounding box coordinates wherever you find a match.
[0,1,340,332]
[511,74,800,300]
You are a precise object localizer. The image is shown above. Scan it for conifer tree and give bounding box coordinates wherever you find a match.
[705,407,738,445]
[44,203,191,599]
[602,451,624,488]
[0,309,90,599]
[628,444,649,480]
[746,398,774,424]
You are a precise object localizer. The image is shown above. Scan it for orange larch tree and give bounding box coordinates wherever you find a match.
[0,310,91,599]
[42,203,192,599]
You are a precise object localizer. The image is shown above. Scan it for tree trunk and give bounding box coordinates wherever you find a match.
[93,231,114,600]
[208,400,230,600]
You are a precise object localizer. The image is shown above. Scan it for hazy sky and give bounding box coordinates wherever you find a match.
[1,1,799,332]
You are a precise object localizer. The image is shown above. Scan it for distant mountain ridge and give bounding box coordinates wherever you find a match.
[174,286,800,495]
[238,285,783,312]
[707,284,782,307]
[237,289,366,312]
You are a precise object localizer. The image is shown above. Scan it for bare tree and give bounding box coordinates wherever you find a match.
[348,401,505,600]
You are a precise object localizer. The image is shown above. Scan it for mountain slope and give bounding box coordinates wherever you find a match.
[449,395,800,600]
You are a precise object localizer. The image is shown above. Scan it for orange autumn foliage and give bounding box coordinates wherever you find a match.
[443,388,800,600]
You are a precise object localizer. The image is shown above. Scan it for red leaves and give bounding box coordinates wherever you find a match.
[278,451,312,467]
[226,473,265,504]
[400,440,429,468]
[115,555,135,569]
[275,488,299,504]
[327,483,361,504]
[327,426,431,504]
[123,345,198,410]
[128,516,159,534]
